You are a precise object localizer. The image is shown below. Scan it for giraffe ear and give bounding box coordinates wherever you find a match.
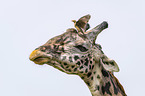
[100,58,120,72]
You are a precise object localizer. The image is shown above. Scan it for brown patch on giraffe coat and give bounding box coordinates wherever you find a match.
[109,72,127,96]
[101,82,112,95]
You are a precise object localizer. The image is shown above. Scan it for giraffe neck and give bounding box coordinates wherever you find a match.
[80,63,126,96]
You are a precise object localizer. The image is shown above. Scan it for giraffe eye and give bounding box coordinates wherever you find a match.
[74,45,88,52]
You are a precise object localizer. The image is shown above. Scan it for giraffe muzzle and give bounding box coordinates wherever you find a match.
[29,49,50,64]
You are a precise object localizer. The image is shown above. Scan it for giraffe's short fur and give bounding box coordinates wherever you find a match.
[29,14,127,96]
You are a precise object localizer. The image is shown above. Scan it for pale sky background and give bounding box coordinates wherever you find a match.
[0,0,145,96]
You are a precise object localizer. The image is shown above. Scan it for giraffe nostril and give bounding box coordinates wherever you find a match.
[41,47,46,52]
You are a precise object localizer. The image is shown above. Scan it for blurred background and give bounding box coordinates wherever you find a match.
[0,0,145,96]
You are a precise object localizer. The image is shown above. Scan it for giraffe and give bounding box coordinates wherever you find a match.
[29,14,127,96]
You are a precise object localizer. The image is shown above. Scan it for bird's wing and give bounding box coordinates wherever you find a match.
[76,14,91,31]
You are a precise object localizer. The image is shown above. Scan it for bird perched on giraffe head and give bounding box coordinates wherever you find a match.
[72,14,91,33]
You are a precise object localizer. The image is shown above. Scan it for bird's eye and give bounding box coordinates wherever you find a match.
[74,45,88,52]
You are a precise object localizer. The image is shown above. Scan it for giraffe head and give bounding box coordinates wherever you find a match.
[29,15,127,96]
[29,14,119,76]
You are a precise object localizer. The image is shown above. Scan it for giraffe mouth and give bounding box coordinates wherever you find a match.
[32,57,49,64]
[29,49,50,65]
